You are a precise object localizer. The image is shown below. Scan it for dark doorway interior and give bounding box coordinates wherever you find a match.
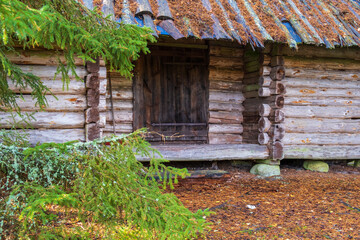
[133,46,209,143]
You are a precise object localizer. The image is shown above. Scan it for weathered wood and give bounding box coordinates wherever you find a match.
[209,56,243,69]
[284,56,360,70]
[283,133,360,145]
[209,46,244,58]
[284,145,360,159]
[268,124,285,141]
[86,58,100,73]
[270,56,284,67]
[208,133,242,144]
[283,78,360,89]
[108,89,133,100]
[258,132,270,145]
[85,107,100,123]
[4,95,86,112]
[270,81,286,95]
[209,111,243,124]
[258,87,271,97]
[259,103,271,116]
[281,45,360,60]
[283,106,360,118]
[106,100,133,110]
[258,117,271,132]
[209,68,244,82]
[86,73,100,89]
[259,76,272,87]
[209,102,244,112]
[137,144,269,161]
[285,88,360,98]
[0,112,84,129]
[270,141,284,160]
[284,97,360,106]
[284,118,360,133]
[209,91,245,103]
[103,123,133,133]
[285,68,360,81]
[7,129,85,145]
[106,110,133,123]
[87,88,100,107]
[208,124,243,134]
[243,95,285,109]
[99,78,107,95]
[8,79,85,95]
[270,66,285,81]
[17,65,87,80]
[209,81,243,91]
[86,123,100,141]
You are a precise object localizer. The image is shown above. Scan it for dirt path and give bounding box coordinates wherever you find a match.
[172,164,360,239]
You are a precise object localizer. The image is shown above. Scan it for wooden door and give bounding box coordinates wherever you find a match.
[133,46,209,143]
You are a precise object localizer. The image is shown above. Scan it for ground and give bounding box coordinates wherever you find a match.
[171,162,360,240]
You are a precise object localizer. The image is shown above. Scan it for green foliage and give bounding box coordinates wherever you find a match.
[0,0,155,111]
[0,130,211,239]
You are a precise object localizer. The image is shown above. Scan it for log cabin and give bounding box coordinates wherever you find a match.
[1,0,360,165]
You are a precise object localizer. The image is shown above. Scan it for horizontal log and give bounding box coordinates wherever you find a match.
[209,68,244,82]
[2,95,87,112]
[209,46,244,58]
[270,66,285,81]
[285,68,360,81]
[2,129,85,145]
[284,56,360,70]
[285,118,360,133]
[270,56,284,67]
[99,78,107,95]
[258,117,271,132]
[104,123,133,133]
[283,105,360,118]
[286,87,360,98]
[281,45,360,60]
[18,65,87,80]
[242,131,260,143]
[243,84,259,92]
[283,133,360,145]
[243,96,285,110]
[244,109,285,123]
[245,61,262,73]
[259,76,272,87]
[106,100,133,110]
[8,79,86,95]
[99,67,106,79]
[209,81,243,91]
[108,75,133,88]
[285,97,360,106]
[137,144,269,161]
[242,123,259,132]
[0,112,84,129]
[209,102,244,112]
[106,110,133,123]
[258,87,271,97]
[208,124,243,134]
[209,90,245,103]
[209,56,243,69]
[283,78,360,89]
[108,89,133,100]
[284,145,360,159]
[270,81,286,95]
[208,133,242,144]
[209,111,243,124]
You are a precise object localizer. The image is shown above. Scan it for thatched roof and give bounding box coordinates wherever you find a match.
[84,0,360,48]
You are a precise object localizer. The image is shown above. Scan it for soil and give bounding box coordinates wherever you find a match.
[171,162,360,239]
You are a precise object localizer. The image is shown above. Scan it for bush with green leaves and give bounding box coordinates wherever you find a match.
[0,130,211,239]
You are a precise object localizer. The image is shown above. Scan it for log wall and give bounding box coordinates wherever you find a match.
[208,43,244,144]
[0,49,107,145]
[281,45,360,159]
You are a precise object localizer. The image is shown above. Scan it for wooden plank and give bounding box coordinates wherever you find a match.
[209,68,244,82]
[285,118,360,133]
[283,78,360,89]
[108,89,133,100]
[281,45,360,60]
[103,123,133,133]
[285,87,360,98]
[3,129,85,145]
[137,144,269,161]
[208,124,243,134]
[209,46,244,58]
[283,105,360,118]
[7,50,85,66]
[8,79,86,95]
[283,133,360,145]
[284,56,360,70]
[209,90,245,103]
[0,112,84,129]
[208,133,242,144]
[18,65,87,79]
[285,68,360,81]
[284,145,360,159]
[209,56,243,69]
[209,102,244,112]
[106,110,133,123]
[285,97,360,106]
[106,99,133,110]
[209,81,243,91]
[3,95,87,112]
[209,111,243,124]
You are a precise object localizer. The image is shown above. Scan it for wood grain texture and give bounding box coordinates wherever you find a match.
[284,145,360,159]
[208,133,242,144]
[284,97,360,106]
[283,105,360,118]
[284,118,360,133]
[283,133,360,145]
[208,124,243,134]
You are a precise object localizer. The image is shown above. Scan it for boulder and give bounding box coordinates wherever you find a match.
[303,160,329,172]
[250,164,280,177]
